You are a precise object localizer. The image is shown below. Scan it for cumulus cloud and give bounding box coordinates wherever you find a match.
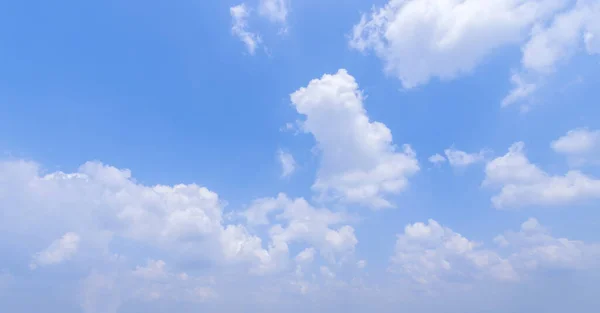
[0,160,276,273]
[484,142,600,208]
[350,0,566,89]
[391,219,518,284]
[505,0,600,106]
[230,4,261,55]
[391,218,599,286]
[551,128,600,165]
[290,69,420,209]
[30,232,80,269]
[0,158,370,311]
[521,0,600,73]
[278,149,296,177]
[350,0,600,107]
[495,218,600,271]
[243,193,358,264]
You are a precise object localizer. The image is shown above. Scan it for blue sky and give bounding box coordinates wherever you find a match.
[1,0,600,312]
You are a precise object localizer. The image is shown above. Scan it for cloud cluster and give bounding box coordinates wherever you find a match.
[392,218,600,286]
[0,159,358,278]
[495,218,600,271]
[243,193,358,264]
[350,0,600,107]
[391,219,517,284]
[484,141,600,208]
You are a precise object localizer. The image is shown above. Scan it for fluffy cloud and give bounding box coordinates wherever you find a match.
[278,149,296,177]
[521,0,600,73]
[243,193,358,264]
[392,218,599,286]
[391,219,517,284]
[350,0,566,89]
[259,0,289,24]
[30,232,80,269]
[290,69,419,209]
[484,142,600,208]
[230,4,261,55]
[495,218,600,271]
[0,160,275,273]
[551,128,600,165]
[350,0,600,107]
[505,0,600,106]
[0,158,366,311]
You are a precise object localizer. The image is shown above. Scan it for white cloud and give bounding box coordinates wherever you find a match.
[349,0,567,89]
[391,218,600,286]
[290,69,420,209]
[243,193,289,226]
[505,0,600,106]
[244,193,358,264]
[350,0,600,107]
[495,218,600,271]
[428,153,446,165]
[30,232,80,269]
[391,219,518,284]
[278,149,296,177]
[444,147,486,167]
[230,4,261,55]
[0,158,362,285]
[0,160,275,273]
[484,142,600,208]
[521,0,600,73]
[551,128,600,165]
[259,0,289,24]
